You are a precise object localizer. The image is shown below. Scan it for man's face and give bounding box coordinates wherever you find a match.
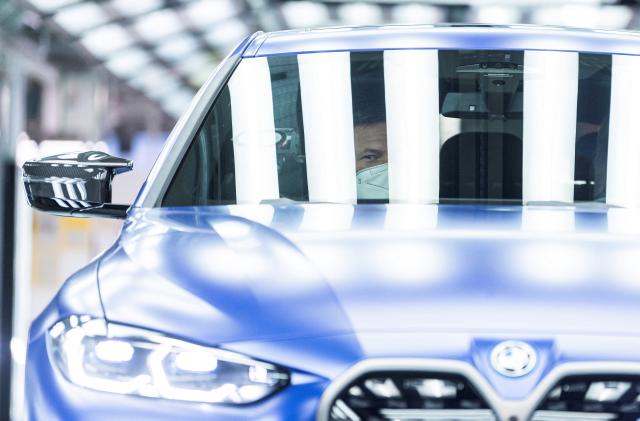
[354,122,388,172]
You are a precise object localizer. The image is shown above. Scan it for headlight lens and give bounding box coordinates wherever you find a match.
[47,315,289,404]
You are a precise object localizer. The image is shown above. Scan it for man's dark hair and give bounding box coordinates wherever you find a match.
[351,52,386,126]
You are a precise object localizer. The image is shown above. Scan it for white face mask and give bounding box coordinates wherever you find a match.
[356,163,389,200]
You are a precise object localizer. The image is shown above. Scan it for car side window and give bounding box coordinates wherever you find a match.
[163,86,234,206]
[163,55,308,206]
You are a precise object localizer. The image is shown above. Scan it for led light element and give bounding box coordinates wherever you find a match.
[203,19,249,50]
[80,24,133,58]
[185,0,238,28]
[585,381,632,402]
[281,2,330,28]
[53,3,109,35]
[364,378,401,398]
[28,0,76,13]
[155,35,199,61]
[110,0,161,17]
[392,4,444,24]
[337,3,383,26]
[105,49,152,78]
[94,340,134,363]
[405,379,458,399]
[173,350,217,373]
[47,316,289,404]
[134,10,183,41]
[349,386,363,397]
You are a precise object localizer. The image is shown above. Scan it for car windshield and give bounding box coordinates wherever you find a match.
[163,48,630,207]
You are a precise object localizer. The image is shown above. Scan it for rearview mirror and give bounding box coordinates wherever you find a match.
[22,151,132,219]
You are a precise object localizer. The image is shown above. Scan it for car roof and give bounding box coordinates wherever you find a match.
[244,24,640,57]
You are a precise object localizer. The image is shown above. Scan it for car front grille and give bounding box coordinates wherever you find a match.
[532,376,640,421]
[328,371,496,421]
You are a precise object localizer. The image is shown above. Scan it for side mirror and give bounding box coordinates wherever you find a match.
[22,151,133,219]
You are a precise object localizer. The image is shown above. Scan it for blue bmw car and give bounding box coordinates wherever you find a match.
[21,24,640,420]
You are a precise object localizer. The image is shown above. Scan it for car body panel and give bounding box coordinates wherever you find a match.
[30,204,640,419]
[91,203,640,406]
[101,204,640,342]
[28,260,105,341]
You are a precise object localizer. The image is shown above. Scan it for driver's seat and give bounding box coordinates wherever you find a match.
[440,132,523,200]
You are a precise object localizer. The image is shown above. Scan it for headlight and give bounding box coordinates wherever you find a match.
[47,315,289,404]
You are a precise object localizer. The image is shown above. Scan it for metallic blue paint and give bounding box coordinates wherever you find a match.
[27,204,640,419]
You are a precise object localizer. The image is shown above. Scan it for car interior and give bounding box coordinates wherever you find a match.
[438,50,525,202]
[437,50,611,204]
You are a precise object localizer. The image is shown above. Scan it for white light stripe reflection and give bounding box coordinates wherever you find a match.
[51,179,79,209]
[384,204,438,231]
[609,247,640,289]
[522,51,579,204]
[228,58,279,204]
[373,242,451,284]
[299,204,354,232]
[384,50,440,204]
[510,243,591,285]
[522,207,575,233]
[53,198,69,208]
[298,52,357,204]
[64,180,79,201]
[228,205,275,226]
[607,54,640,207]
[608,208,640,234]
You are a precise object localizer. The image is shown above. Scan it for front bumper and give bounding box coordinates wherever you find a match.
[26,334,327,421]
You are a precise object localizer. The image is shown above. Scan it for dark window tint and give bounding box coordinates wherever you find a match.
[163,87,234,206]
[438,50,524,202]
[574,53,611,202]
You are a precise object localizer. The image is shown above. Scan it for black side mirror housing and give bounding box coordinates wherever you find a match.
[22,151,133,219]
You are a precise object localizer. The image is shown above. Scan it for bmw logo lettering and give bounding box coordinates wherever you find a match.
[490,341,537,377]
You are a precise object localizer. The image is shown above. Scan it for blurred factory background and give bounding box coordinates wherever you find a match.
[2,0,640,419]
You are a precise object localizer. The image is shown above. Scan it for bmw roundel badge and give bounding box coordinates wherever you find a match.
[490,341,537,377]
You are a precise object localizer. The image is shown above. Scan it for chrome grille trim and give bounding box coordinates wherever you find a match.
[316,359,640,421]
[379,408,496,420]
[531,410,617,421]
[331,399,361,421]
[533,375,640,420]
[327,370,491,420]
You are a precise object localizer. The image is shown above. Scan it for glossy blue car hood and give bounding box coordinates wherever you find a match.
[98,204,640,347]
